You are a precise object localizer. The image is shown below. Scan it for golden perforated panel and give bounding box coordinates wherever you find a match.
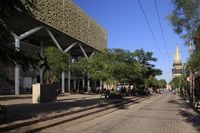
[22,0,107,50]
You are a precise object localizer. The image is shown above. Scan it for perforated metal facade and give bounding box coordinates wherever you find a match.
[22,0,107,50]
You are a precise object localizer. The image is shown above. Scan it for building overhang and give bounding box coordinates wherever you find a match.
[8,11,97,57]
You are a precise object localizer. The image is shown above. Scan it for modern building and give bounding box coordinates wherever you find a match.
[172,45,182,78]
[0,0,107,95]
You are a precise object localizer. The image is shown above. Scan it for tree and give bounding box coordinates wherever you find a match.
[87,48,161,91]
[144,77,157,89]
[170,75,188,96]
[88,49,119,88]
[72,48,161,91]
[132,49,162,90]
[0,0,36,69]
[109,49,141,84]
[44,47,69,84]
[168,0,200,44]
[144,78,166,90]
[71,57,90,90]
[72,49,141,89]
[187,51,200,73]
[71,57,89,75]
[133,49,157,66]
[159,79,167,88]
[170,77,180,89]
[0,0,34,42]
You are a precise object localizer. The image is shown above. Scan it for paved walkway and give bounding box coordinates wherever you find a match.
[44,92,200,133]
[0,93,109,125]
[0,93,100,105]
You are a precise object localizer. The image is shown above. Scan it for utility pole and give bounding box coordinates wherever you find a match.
[189,41,194,105]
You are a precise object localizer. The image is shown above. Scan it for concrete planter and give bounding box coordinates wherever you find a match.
[32,83,57,103]
[109,92,123,99]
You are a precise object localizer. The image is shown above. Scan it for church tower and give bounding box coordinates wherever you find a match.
[172,45,182,78]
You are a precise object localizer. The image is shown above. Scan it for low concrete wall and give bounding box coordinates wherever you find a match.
[32,83,57,103]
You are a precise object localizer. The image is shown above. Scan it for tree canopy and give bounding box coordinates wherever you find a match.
[88,49,142,86]
[44,47,69,83]
[187,51,200,73]
[73,48,162,90]
[168,0,200,44]
[131,49,162,89]
[0,0,36,68]
[170,75,187,89]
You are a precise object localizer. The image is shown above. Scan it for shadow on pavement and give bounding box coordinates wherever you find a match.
[0,96,141,125]
[0,96,32,101]
[168,96,200,132]
[180,110,200,132]
[168,99,190,109]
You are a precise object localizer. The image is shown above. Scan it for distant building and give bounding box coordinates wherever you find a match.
[172,45,182,78]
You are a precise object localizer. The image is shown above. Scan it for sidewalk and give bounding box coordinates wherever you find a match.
[0,93,151,132]
[0,93,106,124]
[0,93,100,105]
[55,92,200,133]
[0,93,145,127]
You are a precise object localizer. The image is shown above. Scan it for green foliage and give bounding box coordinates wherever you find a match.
[44,47,69,82]
[170,75,187,89]
[88,50,113,83]
[168,0,200,43]
[71,57,89,74]
[159,79,167,88]
[0,0,38,69]
[133,49,157,66]
[0,0,34,36]
[0,43,38,71]
[170,75,188,97]
[144,78,166,89]
[131,49,162,90]
[144,77,156,89]
[71,57,89,89]
[74,48,162,90]
[187,51,200,73]
[88,49,142,86]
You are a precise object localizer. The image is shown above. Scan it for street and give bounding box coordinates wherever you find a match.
[1,1,200,133]
[42,93,200,133]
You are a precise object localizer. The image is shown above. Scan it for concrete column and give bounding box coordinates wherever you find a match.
[82,78,85,88]
[74,80,76,89]
[68,56,71,92]
[40,69,43,84]
[12,27,44,95]
[68,71,71,92]
[15,64,20,95]
[15,37,20,95]
[40,44,44,84]
[61,72,65,93]
[100,80,103,90]
[87,75,90,92]
[87,80,90,91]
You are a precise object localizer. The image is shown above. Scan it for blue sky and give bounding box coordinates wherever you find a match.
[74,0,190,83]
